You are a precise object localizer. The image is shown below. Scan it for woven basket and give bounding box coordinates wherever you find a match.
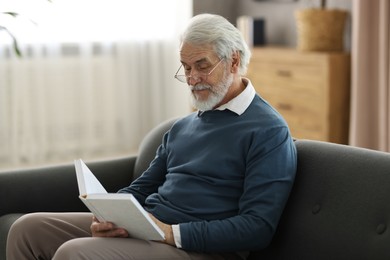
[295,9,347,52]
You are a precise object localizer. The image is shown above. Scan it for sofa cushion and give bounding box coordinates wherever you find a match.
[0,214,23,260]
[133,118,178,180]
[249,139,390,260]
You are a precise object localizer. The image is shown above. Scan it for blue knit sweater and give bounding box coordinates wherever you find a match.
[118,94,297,253]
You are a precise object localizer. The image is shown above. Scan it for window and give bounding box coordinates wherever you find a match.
[0,0,192,169]
[1,0,192,43]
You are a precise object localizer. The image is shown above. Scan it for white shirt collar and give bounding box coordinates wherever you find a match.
[215,77,256,115]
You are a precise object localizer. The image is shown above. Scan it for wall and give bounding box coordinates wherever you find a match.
[193,0,238,25]
[193,0,352,50]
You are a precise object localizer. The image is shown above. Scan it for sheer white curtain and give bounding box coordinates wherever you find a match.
[0,0,192,169]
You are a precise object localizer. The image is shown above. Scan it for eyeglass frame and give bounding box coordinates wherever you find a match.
[174,58,225,83]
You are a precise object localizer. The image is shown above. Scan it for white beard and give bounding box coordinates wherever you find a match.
[189,71,234,111]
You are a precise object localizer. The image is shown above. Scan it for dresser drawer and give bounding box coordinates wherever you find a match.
[261,93,327,140]
[249,62,326,99]
[247,47,350,144]
[261,92,324,118]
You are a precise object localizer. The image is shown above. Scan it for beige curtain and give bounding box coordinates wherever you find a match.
[349,0,390,152]
[0,0,192,170]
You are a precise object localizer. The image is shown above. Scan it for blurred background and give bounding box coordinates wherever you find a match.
[2,0,388,170]
[0,0,192,170]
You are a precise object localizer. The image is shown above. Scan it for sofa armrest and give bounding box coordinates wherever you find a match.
[0,156,136,217]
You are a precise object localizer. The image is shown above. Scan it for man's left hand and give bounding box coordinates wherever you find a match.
[148,213,175,246]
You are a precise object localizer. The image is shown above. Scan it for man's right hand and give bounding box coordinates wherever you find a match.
[90,216,129,238]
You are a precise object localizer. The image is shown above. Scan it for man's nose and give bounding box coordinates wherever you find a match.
[188,75,201,85]
[187,70,202,85]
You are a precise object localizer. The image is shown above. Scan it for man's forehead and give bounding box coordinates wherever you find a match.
[179,42,216,63]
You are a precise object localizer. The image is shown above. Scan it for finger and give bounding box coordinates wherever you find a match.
[113,228,129,238]
[93,227,128,238]
[91,221,113,234]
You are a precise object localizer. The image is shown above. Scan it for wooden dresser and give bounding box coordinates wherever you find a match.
[247,47,351,144]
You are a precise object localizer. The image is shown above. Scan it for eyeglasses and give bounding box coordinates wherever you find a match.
[174,59,224,83]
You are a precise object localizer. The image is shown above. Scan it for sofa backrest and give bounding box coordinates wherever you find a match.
[132,118,390,259]
[133,117,178,180]
[250,139,390,260]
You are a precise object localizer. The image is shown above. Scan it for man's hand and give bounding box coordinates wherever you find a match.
[148,213,175,246]
[90,216,129,238]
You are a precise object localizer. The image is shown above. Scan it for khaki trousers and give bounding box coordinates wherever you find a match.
[6,212,243,260]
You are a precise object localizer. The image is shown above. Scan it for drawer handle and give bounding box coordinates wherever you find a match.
[276,70,292,77]
[277,103,292,111]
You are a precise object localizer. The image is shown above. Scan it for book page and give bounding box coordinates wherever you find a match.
[74,159,165,241]
[75,159,107,196]
[84,193,165,240]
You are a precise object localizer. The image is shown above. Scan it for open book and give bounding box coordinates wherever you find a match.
[74,159,165,241]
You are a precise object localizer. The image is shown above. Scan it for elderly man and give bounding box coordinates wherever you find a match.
[7,13,296,260]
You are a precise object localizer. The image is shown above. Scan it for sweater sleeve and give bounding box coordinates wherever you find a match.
[117,132,169,205]
[179,126,297,252]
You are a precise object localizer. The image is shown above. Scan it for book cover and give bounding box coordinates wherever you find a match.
[74,159,165,241]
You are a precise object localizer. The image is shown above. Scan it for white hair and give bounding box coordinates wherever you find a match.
[180,13,251,75]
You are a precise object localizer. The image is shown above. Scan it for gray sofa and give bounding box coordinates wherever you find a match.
[1,117,390,260]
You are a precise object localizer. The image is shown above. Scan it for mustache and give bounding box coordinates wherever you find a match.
[190,84,211,91]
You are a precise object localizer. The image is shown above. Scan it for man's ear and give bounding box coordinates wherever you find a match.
[230,51,240,73]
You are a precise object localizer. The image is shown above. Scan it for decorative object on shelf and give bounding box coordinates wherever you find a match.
[295,0,348,52]
[237,16,266,47]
